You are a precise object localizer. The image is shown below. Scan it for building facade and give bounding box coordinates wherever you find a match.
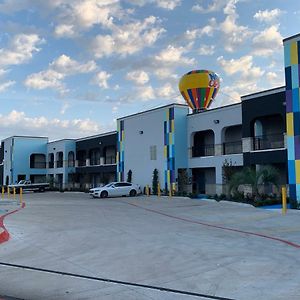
[76,132,117,189]
[117,104,189,192]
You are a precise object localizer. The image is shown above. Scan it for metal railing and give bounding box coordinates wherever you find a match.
[253,133,284,150]
[192,145,215,157]
[105,156,116,164]
[30,162,46,169]
[56,161,63,168]
[223,141,242,155]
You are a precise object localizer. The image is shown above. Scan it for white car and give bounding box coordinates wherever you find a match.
[89,182,141,198]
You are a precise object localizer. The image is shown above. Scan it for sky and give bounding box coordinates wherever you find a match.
[0,0,300,141]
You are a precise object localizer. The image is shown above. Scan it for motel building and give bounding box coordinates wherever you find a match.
[0,32,300,205]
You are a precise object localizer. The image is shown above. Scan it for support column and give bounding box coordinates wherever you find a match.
[284,36,300,204]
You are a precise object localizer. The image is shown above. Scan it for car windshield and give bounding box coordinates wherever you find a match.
[18,180,25,184]
[104,183,114,187]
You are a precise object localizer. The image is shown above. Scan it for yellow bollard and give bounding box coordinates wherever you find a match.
[20,188,23,205]
[157,182,161,197]
[282,186,287,215]
[7,187,10,199]
[1,186,4,199]
[146,185,150,196]
[13,187,16,198]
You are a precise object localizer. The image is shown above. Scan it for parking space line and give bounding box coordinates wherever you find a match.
[122,201,300,249]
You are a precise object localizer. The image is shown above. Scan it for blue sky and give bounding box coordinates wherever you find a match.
[0,0,299,140]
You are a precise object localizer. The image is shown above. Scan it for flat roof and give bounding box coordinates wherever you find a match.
[241,86,285,101]
[283,33,300,43]
[76,131,117,142]
[47,138,75,144]
[187,102,241,117]
[117,103,188,121]
[2,135,48,141]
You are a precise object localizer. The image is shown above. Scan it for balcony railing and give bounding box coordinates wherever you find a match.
[30,162,46,169]
[105,156,116,164]
[56,160,63,168]
[253,133,284,151]
[90,159,100,166]
[78,160,86,167]
[192,145,215,157]
[223,141,242,155]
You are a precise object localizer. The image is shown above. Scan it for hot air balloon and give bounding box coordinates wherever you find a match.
[179,70,220,112]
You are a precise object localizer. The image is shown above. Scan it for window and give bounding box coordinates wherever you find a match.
[150,145,157,160]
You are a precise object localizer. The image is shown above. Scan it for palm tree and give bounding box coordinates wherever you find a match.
[229,165,280,199]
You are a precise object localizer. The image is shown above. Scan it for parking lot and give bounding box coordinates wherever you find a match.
[0,192,299,300]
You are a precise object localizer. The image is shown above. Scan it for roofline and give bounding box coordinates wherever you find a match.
[283,33,300,43]
[241,86,285,101]
[76,131,117,142]
[187,102,241,116]
[117,103,189,121]
[47,138,75,144]
[2,135,48,141]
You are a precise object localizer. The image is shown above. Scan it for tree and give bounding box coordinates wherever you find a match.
[229,165,280,199]
[127,169,132,183]
[152,168,159,195]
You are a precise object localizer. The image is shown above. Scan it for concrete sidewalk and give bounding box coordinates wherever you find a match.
[0,193,299,300]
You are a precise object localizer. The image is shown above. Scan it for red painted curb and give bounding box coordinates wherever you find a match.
[0,202,25,244]
[125,201,300,249]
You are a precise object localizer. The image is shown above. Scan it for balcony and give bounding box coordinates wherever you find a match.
[223,141,242,155]
[56,160,63,168]
[30,162,46,169]
[192,144,215,157]
[253,133,284,151]
[105,156,116,164]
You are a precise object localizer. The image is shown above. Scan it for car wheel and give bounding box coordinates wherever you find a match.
[129,189,137,197]
[101,191,108,198]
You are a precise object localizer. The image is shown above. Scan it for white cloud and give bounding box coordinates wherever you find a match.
[53,0,123,37]
[192,0,227,13]
[24,54,97,92]
[217,55,265,102]
[54,24,76,38]
[157,83,177,98]
[126,70,149,85]
[0,34,43,67]
[0,80,15,92]
[220,0,252,52]
[185,18,217,39]
[155,45,195,65]
[92,16,165,57]
[253,9,282,23]
[198,44,215,55]
[24,69,65,91]
[0,110,102,140]
[50,54,97,75]
[60,102,70,115]
[156,0,181,10]
[93,71,111,89]
[136,85,156,101]
[252,25,283,56]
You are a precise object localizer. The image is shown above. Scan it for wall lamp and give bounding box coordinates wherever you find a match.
[139,131,144,135]
[213,120,220,124]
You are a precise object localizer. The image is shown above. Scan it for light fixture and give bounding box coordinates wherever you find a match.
[213,120,220,124]
[139,131,144,134]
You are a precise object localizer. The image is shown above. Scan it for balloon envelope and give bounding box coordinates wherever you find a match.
[179,70,220,111]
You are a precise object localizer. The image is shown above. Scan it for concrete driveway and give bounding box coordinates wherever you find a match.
[0,192,299,300]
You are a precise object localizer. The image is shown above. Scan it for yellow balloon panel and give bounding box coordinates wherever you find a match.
[178,70,220,110]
